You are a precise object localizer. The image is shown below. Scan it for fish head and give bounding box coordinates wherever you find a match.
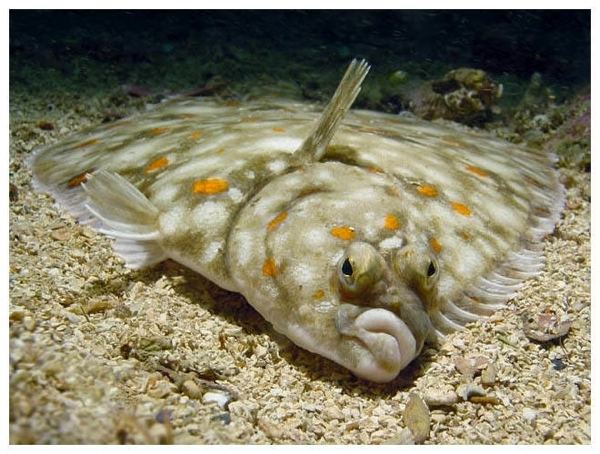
[228,162,434,382]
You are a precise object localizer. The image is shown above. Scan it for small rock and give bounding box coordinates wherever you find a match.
[9,310,25,322]
[454,355,489,378]
[23,315,36,331]
[481,364,497,386]
[50,228,71,241]
[523,307,571,342]
[423,389,459,407]
[147,380,175,398]
[384,427,415,445]
[181,379,204,400]
[9,183,18,202]
[430,412,446,424]
[457,383,486,401]
[211,412,232,425]
[523,407,538,423]
[37,120,55,130]
[202,390,231,409]
[551,357,567,371]
[403,393,430,444]
[148,422,172,444]
[469,395,500,405]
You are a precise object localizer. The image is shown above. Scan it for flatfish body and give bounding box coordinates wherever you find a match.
[31,60,564,382]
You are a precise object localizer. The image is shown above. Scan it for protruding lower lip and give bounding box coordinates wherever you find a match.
[353,308,417,369]
[336,305,417,382]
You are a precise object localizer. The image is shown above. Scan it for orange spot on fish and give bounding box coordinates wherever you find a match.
[451,201,472,216]
[224,99,240,107]
[192,178,229,195]
[330,226,355,241]
[417,185,438,197]
[466,164,489,177]
[67,172,90,188]
[429,238,442,254]
[147,127,169,136]
[262,257,278,277]
[367,166,384,173]
[272,127,285,133]
[189,130,203,140]
[312,289,325,300]
[384,214,400,230]
[145,156,169,173]
[74,138,99,149]
[267,211,288,232]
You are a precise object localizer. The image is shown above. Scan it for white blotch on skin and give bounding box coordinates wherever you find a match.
[351,187,380,202]
[233,231,256,266]
[159,206,189,236]
[202,240,223,263]
[304,228,329,248]
[245,170,256,179]
[253,137,303,152]
[228,187,244,203]
[267,160,286,174]
[192,201,229,230]
[314,167,336,183]
[291,262,317,287]
[379,236,404,250]
[152,185,179,207]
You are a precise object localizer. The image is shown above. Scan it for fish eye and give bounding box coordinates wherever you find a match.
[426,260,437,278]
[337,243,384,298]
[342,258,353,276]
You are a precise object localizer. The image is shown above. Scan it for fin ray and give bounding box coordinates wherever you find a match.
[81,170,166,269]
[295,58,370,162]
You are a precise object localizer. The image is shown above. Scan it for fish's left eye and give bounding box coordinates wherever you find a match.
[342,258,353,276]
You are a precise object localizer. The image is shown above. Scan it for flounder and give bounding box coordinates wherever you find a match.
[30,60,564,383]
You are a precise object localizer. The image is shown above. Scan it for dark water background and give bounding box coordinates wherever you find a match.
[9,10,590,110]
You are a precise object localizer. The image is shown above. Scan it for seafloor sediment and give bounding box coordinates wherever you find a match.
[9,77,591,443]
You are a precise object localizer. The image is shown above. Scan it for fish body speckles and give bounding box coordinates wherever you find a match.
[30,59,564,383]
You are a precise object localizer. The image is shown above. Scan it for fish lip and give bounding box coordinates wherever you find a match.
[336,305,417,383]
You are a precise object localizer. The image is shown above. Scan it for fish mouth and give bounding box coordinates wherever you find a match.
[336,304,417,383]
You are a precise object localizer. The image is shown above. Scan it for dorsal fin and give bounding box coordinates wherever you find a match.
[295,58,371,162]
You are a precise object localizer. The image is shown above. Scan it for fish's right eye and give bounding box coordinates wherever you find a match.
[426,260,436,277]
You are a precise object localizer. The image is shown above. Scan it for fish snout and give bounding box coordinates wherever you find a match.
[335,303,417,382]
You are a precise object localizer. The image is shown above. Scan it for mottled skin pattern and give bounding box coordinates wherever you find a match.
[31,61,563,382]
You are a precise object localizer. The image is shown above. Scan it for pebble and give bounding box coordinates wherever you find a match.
[50,228,71,241]
[523,407,538,423]
[403,393,430,444]
[481,364,497,386]
[523,308,572,342]
[181,379,204,400]
[23,316,36,331]
[423,389,459,407]
[148,422,171,443]
[454,355,489,378]
[202,390,231,409]
[384,427,415,445]
[457,383,486,401]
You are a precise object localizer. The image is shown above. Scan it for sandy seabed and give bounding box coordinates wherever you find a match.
[8,88,590,444]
